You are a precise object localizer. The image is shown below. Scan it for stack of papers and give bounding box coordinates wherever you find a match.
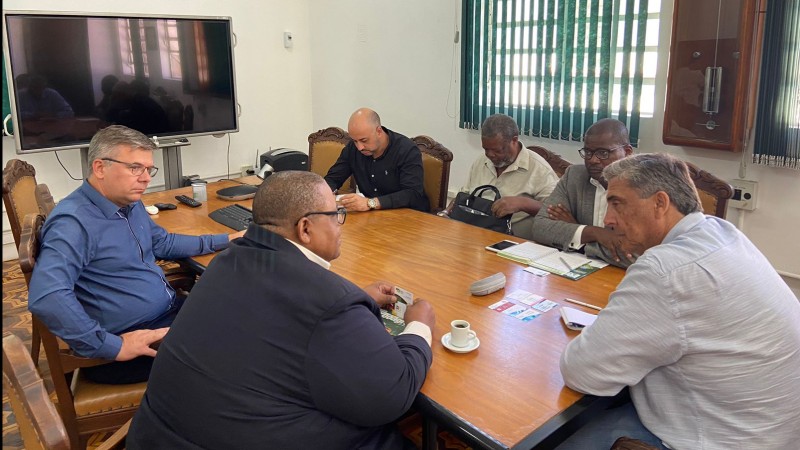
[497,242,607,280]
[496,241,556,264]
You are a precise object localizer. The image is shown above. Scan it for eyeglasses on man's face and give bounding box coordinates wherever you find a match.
[578,145,626,161]
[102,158,159,177]
[296,206,347,226]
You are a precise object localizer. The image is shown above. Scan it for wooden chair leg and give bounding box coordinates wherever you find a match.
[31,325,41,368]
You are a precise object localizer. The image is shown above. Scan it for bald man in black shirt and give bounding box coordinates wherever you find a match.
[325,108,429,212]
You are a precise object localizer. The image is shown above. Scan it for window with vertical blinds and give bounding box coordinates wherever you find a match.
[753,0,799,169]
[460,0,654,145]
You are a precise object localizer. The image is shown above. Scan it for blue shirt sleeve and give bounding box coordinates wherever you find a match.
[148,217,229,259]
[27,215,123,360]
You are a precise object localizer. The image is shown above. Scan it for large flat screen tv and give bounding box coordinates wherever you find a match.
[2,11,239,154]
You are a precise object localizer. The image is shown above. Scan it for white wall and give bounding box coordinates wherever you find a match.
[3,1,799,296]
[307,0,800,295]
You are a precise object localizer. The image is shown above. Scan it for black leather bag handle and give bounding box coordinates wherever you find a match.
[468,184,502,205]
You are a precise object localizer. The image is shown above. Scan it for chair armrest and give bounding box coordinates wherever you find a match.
[94,418,131,450]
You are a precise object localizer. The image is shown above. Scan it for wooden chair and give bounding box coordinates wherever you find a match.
[528,146,573,178]
[26,182,57,365]
[411,135,454,212]
[19,213,145,450]
[3,333,129,450]
[3,159,40,251]
[36,183,57,216]
[684,161,734,218]
[3,159,45,366]
[610,436,660,450]
[308,126,356,194]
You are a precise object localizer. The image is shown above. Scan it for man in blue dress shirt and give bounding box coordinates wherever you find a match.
[28,125,244,384]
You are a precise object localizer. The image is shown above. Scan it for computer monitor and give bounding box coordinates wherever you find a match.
[2,11,239,154]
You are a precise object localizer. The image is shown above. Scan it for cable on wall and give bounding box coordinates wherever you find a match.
[54,151,82,181]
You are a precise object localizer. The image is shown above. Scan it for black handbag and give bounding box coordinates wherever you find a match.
[449,185,512,234]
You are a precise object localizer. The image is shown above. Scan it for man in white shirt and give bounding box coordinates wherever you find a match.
[558,153,800,450]
[442,114,558,239]
[531,118,634,267]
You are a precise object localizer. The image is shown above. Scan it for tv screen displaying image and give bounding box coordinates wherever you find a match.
[2,12,239,153]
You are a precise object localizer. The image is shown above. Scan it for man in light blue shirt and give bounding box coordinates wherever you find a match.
[558,153,800,449]
[28,125,244,384]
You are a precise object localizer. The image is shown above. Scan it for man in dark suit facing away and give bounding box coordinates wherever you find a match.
[129,171,435,450]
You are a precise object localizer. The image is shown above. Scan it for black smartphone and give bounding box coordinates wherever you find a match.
[485,240,519,253]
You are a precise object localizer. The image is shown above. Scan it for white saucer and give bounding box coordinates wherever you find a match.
[441,332,480,353]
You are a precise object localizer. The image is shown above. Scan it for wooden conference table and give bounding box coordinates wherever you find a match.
[143,178,625,450]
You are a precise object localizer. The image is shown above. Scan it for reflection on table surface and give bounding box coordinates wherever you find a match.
[20,116,102,149]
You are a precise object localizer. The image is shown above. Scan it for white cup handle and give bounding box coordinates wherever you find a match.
[467,331,477,341]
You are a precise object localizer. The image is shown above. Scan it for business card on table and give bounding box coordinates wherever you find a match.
[531,299,559,312]
[393,286,414,319]
[488,299,542,322]
[504,289,546,306]
[501,304,528,317]
[514,309,541,322]
[488,299,515,312]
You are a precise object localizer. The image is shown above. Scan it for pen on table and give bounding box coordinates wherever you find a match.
[564,298,603,312]
[558,256,574,272]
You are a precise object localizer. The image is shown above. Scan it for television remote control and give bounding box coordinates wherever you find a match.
[175,195,202,208]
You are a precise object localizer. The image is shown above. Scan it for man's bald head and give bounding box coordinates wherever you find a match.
[348,108,381,130]
[346,107,388,158]
[584,118,630,144]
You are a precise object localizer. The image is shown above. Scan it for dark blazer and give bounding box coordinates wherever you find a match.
[129,224,432,450]
[531,164,628,268]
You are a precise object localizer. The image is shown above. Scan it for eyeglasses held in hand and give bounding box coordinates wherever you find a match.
[101,158,159,177]
[296,206,347,225]
[578,145,626,161]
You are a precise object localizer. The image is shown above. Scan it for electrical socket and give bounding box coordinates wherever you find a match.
[240,164,252,178]
[729,179,758,211]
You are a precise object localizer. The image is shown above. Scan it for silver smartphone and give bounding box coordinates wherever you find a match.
[485,240,519,253]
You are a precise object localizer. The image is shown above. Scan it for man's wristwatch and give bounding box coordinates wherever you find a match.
[367,198,378,210]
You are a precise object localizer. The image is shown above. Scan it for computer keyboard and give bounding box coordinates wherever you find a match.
[208,204,253,231]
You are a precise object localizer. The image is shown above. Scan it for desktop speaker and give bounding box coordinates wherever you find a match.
[217,184,258,201]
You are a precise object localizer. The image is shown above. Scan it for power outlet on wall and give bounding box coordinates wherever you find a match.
[240,164,253,178]
[729,179,758,211]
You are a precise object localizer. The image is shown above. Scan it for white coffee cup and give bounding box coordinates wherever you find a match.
[450,320,477,348]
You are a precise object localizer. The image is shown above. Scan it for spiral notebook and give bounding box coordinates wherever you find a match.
[497,242,607,280]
